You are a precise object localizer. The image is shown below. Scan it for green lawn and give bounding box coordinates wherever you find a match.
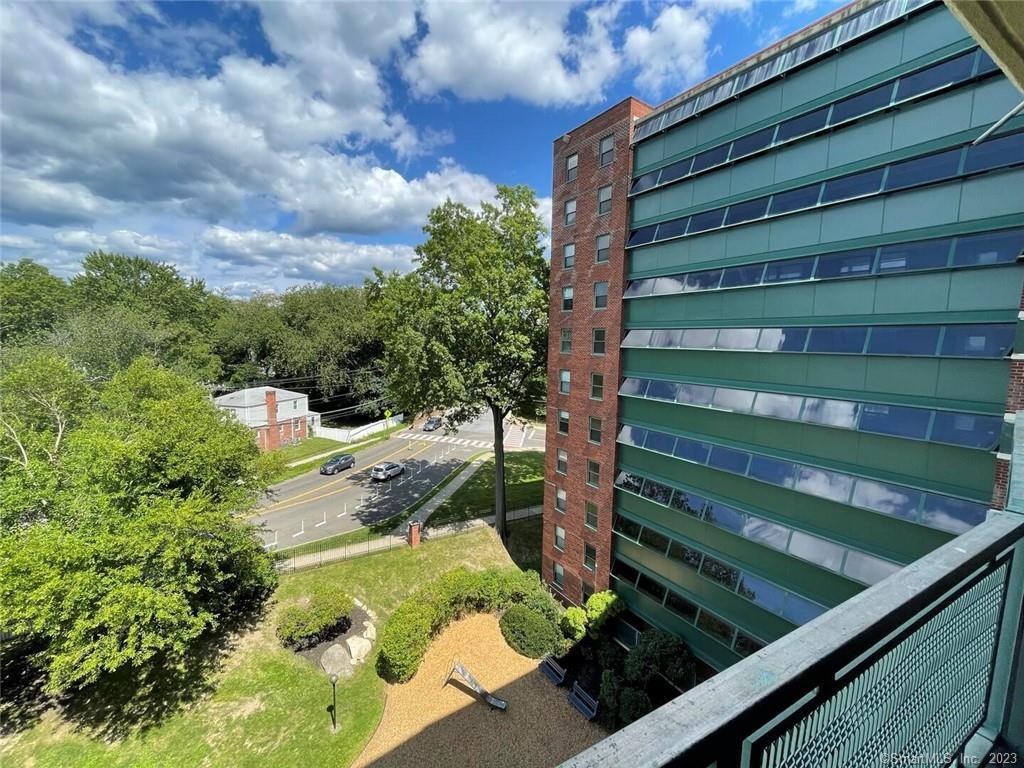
[272,436,348,465]
[0,527,513,768]
[427,450,544,526]
[506,516,543,573]
[268,424,406,484]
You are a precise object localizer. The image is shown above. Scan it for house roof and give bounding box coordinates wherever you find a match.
[214,386,306,408]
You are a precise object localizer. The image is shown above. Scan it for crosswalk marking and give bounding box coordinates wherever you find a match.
[394,431,495,449]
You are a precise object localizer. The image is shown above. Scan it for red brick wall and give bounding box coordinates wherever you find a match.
[254,389,308,452]
[542,97,652,604]
[991,286,1024,508]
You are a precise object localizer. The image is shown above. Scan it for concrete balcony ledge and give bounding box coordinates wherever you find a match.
[562,512,1024,768]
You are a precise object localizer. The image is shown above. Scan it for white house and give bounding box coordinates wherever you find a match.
[214,386,320,451]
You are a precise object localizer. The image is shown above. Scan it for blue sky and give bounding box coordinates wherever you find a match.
[0,0,835,295]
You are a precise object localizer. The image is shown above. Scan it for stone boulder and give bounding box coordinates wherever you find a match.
[346,635,372,664]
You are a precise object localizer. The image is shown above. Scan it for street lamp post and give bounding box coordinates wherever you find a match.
[320,643,352,733]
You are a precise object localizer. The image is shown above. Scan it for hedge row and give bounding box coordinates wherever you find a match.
[276,590,355,650]
[377,567,563,682]
[500,604,563,658]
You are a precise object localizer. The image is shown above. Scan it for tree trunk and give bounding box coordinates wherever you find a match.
[490,403,508,544]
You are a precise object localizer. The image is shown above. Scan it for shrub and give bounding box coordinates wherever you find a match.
[560,606,588,643]
[624,629,694,688]
[585,590,624,637]
[377,567,564,682]
[499,604,562,658]
[276,590,354,650]
[618,687,653,725]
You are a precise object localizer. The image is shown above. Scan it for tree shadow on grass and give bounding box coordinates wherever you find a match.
[1,598,270,742]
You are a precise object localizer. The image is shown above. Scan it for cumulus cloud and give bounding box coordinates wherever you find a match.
[624,4,712,96]
[403,0,622,106]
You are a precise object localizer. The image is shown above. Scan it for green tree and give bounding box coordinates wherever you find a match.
[211,294,287,388]
[0,259,69,342]
[368,185,548,541]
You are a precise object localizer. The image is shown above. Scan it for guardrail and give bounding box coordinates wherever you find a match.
[561,511,1024,768]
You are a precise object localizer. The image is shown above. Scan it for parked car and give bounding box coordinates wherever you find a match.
[319,454,355,475]
[423,416,443,431]
[370,462,404,481]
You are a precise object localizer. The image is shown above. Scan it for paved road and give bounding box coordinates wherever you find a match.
[250,415,544,549]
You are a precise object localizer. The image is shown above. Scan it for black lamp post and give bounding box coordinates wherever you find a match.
[320,643,351,733]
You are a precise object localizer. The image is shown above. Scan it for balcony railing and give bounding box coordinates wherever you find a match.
[561,511,1024,768]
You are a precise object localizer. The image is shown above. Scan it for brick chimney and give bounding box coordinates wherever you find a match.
[265,388,278,427]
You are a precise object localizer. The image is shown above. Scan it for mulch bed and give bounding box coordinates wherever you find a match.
[296,604,371,670]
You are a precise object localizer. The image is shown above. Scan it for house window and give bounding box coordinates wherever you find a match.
[553,562,565,588]
[585,501,598,530]
[556,449,568,475]
[559,370,571,395]
[600,135,614,166]
[556,487,567,512]
[597,185,612,216]
[560,328,572,354]
[587,459,600,487]
[562,286,574,311]
[594,281,608,309]
[596,233,610,263]
[564,198,577,225]
[293,419,301,430]
[558,409,570,435]
[563,242,576,269]
[589,417,603,445]
[592,328,606,355]
[591,373,604,400]
[566,153,578,182]
[584,544,597,571]
[555,525,566,551]
[582,581,594,603]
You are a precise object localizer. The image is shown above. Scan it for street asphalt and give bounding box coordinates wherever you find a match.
[249,415,544,550]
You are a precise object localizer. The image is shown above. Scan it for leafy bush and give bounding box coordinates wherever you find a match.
[585,590,624,637]
[623,629,694,688]
[618,687,653,725]
[598,668,620,727]
[499,604,562,658]
[377,567,563,682]
[276,590,354,650]
[560,606,588,643]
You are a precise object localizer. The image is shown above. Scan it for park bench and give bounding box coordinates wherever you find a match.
[539,656,566,686]
[567,681,598,720]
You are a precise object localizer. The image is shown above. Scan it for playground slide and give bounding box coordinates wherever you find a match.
[448,660,508,711]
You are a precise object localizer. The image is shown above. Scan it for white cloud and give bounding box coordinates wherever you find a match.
[693,0,754,16]
[624,4,712,96]
[403,0,622,107]
[784,0,820,17]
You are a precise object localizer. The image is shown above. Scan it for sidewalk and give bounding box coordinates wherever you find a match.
[391,453,492,533]
[284,433,393,467]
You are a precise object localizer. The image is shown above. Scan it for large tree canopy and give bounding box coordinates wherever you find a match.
[0,259,69,343]
[368,185,548,540]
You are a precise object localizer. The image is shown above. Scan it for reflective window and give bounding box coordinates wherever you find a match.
[748,456,796,487]
[644,430,676,455]
[674,437,711,463]
[858,403,931,439]
[738,572,786,614]
[558,369,570,394]
[807,326,868,353]
[953,229,1024,266]
[896,50,974,101]
[820,167,884,204]
[764,257,815,283]
[770,184,821,215]
[641,479,673,506]
[593,281,608,309]
[704,501,746,534]
[556,487,567,512]
[941,324,1014,357]
[623,279,654,298]
[734,632,765,657]
[665,590,699,622]
[712,387,756,412]
[596,233,611,263]
[696,610,735,644]
[743,516,791,551]
[599,135,615,166]
[793,466,853,503]
[681,328,718,348]
[843,551,901,584]
[866,325,941,355]
[700,555,740,590]
[788,530,845,571]
[884,148,961,191]
[617,425,647,448]
[658,158,693,185]
[716,328,760,350]
[565,153,578,182]
[562,242,575,269]
[930,411,1000,450]
[691,144,730,174]
[564,198,576,225]
[612,558,640,584]
[688,208,726,235]
[753,392,803,419]
[627,225,658,247]
[782,595,826,625]
[721,263,766,288]
[652,275,687,295]
[802,398,859,428]
[598,185,612,216]
[730,126,775,159]
[614,472,643,496]
[816,249,874,278]
[646,378,680,401]
[725,196,770,226]
[851,479,921,521]
[877,239,950,272]
[757,327,809,352]
[829,83,893,124]
[708,446,750,474]
[669,491,705,518]
[776,106,829,143]
[656,217,690,241]
[638,525,670,554]
[556,448,568,474]
[554,525,565,551]
[561,286,573,311]
[964,131,1024,174]
[921,494,987,534]
[677,383,715,405]
[636,573,667,602]
[619,377,649,397]
[631,171,659,195]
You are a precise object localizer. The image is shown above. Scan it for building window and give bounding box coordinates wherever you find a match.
[591,373,604,400]
[589,417,602,445]
[566,153,578,182]
[559,328,572,354]
[594,281,608,309]
[592,328,606,355]
[561,286,574,311]
[556,449,568,475]
[556,487,567,512]
[559,370,570,395]
[596,233,610,263]
[585,501,598,530]
[564,198,576,225]
[597,185,612,216]
[553,562,565,588]
[587,459,600,487]
[582,581,594,603]
[557,409,570,435]
[599,135,614,166]
[555,525,566,551]
[563,242,575,269]
[584,544,597,571]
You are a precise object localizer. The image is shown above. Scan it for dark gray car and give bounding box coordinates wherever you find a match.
[320,454,355,475]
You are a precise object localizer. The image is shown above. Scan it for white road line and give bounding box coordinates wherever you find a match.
[292,520,305,538]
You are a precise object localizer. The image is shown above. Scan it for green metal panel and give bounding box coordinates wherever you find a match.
[696,103,736,146]
[960,169,1024,221]
[881,184,965,233]
[892,89,974,149]
[900,5,970,62]
[971,77,1024,127]
[834,24,904,88]
[734,85,783,134]
[781,57,837,111]
[828,117,895,167]
[616,444,951,562]
[692,171,732,207]
[775,136,831,183]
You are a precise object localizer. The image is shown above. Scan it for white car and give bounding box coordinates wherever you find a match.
[370,462,404,481]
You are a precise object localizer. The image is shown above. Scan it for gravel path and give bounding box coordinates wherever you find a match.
[353,614,606,768]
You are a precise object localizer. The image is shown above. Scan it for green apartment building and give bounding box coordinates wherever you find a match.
[544,0,1024,677]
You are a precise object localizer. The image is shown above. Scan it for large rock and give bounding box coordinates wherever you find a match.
[362,622,376,642]
[346,635,372,664]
